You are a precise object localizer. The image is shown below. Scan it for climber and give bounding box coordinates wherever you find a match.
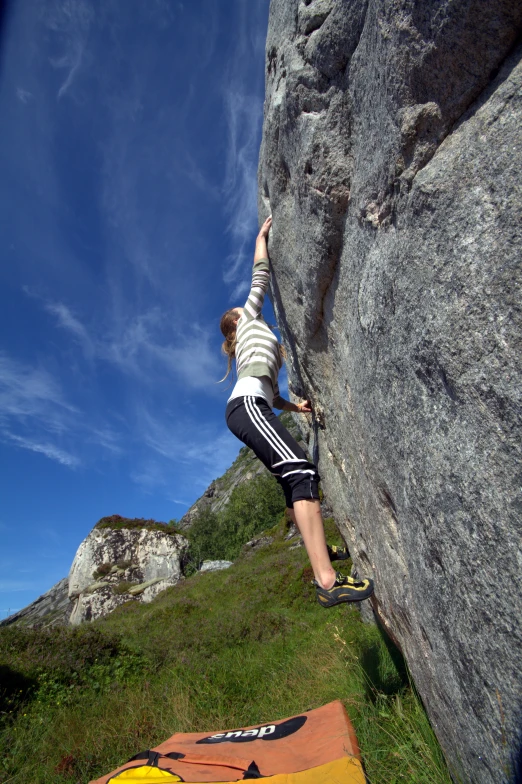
[220,216,374,607]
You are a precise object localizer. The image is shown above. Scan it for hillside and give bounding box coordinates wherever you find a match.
[0,515,452,784]
[1,413,304,632]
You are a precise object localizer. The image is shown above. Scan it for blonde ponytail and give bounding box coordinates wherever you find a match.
[219,309,239,383]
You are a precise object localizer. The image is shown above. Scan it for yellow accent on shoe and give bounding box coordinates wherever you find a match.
[314,572,374,607]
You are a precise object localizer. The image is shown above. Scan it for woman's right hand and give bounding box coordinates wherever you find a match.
[257,216,272,239]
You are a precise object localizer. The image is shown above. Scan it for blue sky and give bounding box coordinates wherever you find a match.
[0,0,275,615]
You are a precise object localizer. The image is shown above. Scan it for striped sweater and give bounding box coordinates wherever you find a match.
[235,258,286,409]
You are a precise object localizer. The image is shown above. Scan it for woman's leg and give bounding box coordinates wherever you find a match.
[287,504,336,589]
[226,396,373,602]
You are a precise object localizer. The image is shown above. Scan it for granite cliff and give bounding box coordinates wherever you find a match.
[258,1,522,782]
[1,517,189,628]
[0,578,71,628]
[67,517,189,625]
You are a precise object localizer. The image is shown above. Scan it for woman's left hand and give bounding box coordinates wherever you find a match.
[257,216,272,239]
[297,400,312,413]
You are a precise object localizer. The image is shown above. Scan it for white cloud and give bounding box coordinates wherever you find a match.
[88,427,123,455]
[145,331,222,390]
[44,0,94,100]
[4,433,81,467]
[44,301,95,358]
[103,315,223,389]
[24,290,223,390]
[16,87,33,103]
[0,351,75,422]
[220,1,267,290]
[222,89,263,284]
[0,351,122,467]
[134,404,240,490]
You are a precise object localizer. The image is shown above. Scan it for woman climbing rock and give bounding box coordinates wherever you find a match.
[220,216,374,607]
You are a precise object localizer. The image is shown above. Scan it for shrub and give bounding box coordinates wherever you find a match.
[187,472,286,563]
[95,515,180,536]
[186,507,221,564]
[112,581,136,596]
[92,563,113,579]
[0,624,148,726]
[217,473,286,559]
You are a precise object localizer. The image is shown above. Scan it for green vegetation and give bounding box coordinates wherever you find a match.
[0,432,452,783]
[187,472,286,563]
[95,514,181,536]
[92,562,112,580]
[0,517,452,784]
[112,581,137,596]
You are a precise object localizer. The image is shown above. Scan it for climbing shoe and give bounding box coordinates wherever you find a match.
[314,572,374,607]
[327,544,350,561]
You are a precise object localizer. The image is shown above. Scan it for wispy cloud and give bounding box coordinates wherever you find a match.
[16,88,33,103]
[0,351,81,465]
[135,405,239,489]
[0,351,76,422]
[0,350,121,466]
[221,0,267,287]
[27,291,223,390]
[1,0,266,503]
[44,301,95,358]
[44,0,94,100]
[4,433,81,467]
[88,426,123,455]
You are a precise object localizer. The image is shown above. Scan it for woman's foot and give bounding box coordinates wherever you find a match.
[327,544,350,561]
[314,571,374,607]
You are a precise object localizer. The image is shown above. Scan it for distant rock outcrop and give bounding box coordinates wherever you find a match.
[68,519,189,625]
[258,2,522,783]
[0,578,71,628]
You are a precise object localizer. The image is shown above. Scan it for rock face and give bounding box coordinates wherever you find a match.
[0,578,71,628]
[199,560,234,573]
[258,2,522,783]
[68,526,189,625]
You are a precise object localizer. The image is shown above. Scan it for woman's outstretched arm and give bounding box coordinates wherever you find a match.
[242,217,272,322]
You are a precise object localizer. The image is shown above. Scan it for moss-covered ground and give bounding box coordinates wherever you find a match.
[0,518,453,784]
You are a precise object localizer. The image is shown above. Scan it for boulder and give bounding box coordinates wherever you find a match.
[258,2,522,782]
[199,560,233,573]
[68,526,189,625]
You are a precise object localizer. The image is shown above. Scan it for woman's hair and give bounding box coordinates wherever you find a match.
[219,308,239,382]
[218,308,287,383]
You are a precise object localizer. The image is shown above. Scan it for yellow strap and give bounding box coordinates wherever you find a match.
[111,766,182,782]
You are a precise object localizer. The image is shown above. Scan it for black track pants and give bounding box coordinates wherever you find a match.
[225,396,320,508]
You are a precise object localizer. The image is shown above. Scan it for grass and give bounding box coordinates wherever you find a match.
[0,518,453,784]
